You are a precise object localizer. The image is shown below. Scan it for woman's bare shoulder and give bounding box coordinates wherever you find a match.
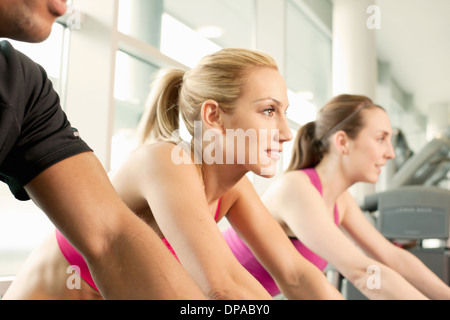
[111,141,199,190]
[124,141,195,169]
[262,170,316,213]
[268,170,312,194]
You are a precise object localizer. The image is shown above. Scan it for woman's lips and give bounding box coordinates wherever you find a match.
[266,150,281,160]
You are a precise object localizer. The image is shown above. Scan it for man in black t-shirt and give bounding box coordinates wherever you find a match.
[0,0,204,299]
[0,40,93,200]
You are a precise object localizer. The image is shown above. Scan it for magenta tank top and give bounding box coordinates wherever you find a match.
[222,168,339,296]
[56,199,221,292]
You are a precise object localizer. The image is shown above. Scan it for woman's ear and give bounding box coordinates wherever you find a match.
[201,100,224,133]
[334,130,349,155]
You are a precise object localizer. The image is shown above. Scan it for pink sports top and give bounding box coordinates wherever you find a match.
[222,168,339,296]
[56,198,221,292]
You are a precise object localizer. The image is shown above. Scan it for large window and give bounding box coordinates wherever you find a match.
[118,0,254,54]
[112,52,159,170]
[286,0,332,111]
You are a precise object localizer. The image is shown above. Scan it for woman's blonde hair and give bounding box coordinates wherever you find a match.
[287,94,385,171]
[137,48,278,144]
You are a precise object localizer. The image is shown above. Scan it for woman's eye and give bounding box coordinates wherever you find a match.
[263,108,275,116]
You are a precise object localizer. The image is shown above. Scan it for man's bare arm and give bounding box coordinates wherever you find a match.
[25,152,205,300]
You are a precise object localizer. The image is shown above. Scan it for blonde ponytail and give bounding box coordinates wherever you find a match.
[138,68,185,144]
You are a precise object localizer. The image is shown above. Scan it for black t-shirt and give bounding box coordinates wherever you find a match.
[0,40,92,200]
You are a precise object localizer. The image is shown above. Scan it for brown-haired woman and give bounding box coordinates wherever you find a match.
[224,94,450,299]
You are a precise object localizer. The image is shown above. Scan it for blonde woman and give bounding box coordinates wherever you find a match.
[223,94,450,299]
[5,48,343,300]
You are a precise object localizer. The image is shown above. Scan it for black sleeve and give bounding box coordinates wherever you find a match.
[0,40,92,201]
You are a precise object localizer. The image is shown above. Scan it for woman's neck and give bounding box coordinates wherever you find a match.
[199,162,247,204]
[315,155,354,206]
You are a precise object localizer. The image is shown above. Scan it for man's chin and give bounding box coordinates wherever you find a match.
[11,23,54,43]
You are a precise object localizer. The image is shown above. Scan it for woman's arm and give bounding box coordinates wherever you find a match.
[25,151,205,300]
[227,175,343,300]
[341,192,450,299]
[119,143,271,300]
[264,171,427,300]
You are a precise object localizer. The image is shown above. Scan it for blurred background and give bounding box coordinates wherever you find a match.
[1,0,449,298]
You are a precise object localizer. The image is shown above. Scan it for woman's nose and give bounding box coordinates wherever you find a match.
[386,141,396,159]
[278,116,293,143]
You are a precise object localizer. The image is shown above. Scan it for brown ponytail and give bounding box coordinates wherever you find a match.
[287,121,324,171]
[287,94,385,171]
